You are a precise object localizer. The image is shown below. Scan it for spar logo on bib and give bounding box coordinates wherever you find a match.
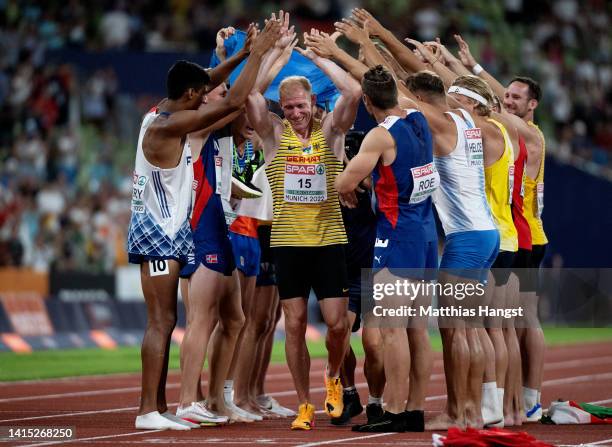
[409,162,439,204]
[286,164,316,175]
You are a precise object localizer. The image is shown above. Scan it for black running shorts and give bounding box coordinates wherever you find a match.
[273,244,349,300]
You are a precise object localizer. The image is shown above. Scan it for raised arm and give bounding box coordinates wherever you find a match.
[333,19,386,71]
[335,127,390,194]
[254,10,297,93]
[351,8,428,74]
[405,37,458,89]
[428,38,472,77]
[213,26,237,62]
[157,20,280,137]
[245,12,295,150]
[298,32,362,135]
[206,23,258,91]
[304,31,369,82]
[454,34,506,100]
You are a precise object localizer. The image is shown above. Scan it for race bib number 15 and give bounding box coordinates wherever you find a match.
[284,162,327,203]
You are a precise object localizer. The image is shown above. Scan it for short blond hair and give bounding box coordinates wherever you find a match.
[279,76,312,101]
[452,75,494,116]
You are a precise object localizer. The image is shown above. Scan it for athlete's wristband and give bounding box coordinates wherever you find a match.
[472,64,484,75]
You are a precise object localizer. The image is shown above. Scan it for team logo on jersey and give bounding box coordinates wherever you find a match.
[302,145,313,155]
[206,254,218,264]
[374,238,389,248]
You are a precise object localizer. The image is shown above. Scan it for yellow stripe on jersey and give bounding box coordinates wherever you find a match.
[523,121,548,245]
[486,118,519,252]
[266,119,347,247]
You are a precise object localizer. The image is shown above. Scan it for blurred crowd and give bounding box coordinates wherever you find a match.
[0,0,610,271]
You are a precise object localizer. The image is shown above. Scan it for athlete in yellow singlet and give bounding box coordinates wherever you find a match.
[453,33,549,424]
[523,122,548,248]
[246,31,361,430]
[486,118,519,253]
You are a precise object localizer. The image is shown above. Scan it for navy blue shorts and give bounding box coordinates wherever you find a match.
[373,238,438,279]
[180,233,235,277]
[230,232,261,277]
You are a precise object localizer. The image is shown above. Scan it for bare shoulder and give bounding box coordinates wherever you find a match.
[363,126,394,150]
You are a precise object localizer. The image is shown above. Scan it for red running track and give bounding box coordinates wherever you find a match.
[0,341,611,446]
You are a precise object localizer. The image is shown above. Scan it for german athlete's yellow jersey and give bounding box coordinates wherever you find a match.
[266,119,347,247]
[485,118,518,252]
[523,121,548,245]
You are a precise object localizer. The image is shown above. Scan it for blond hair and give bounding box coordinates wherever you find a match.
[451,75,494,116]
[279,76,312,101]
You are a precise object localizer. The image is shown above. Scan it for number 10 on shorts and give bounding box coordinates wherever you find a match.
[149,259,169,276]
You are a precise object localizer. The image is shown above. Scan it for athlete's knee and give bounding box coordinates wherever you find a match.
[220,310,245,335]
[327,317,349,339]
[252,315,271,337]
[362,335,383,359]
[148,311,177,335]
[284,314,307,337]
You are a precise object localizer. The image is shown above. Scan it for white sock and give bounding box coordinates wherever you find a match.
[344,386,356,393]
[523,386,538,409]
[481,382,501,424]
[537,390,542,404]
[224,380,234,400]
[368,395,382,405]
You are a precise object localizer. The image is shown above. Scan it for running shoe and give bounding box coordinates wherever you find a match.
[352,410,406,432]
[135,411,191,430]
[161,411,200,428]
[290,403,315,430]
[257,395,296,417]
[365,403,384,424]
[331,390,363,425]
[231,175,262,198]
[224,397,263,421]
[176,402,229,425]
[524,403,543,422]
[231,161,262,198]
[324,374,344,418]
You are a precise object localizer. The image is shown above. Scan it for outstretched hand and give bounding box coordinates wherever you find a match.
[454,34,477,68]
[243,23,259,53]
[404,37,437,65]
[251,18,282,54]
[351,8,385,38]
[304,30,341,60]
[334,18,369,44]
[216,26,236,49]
